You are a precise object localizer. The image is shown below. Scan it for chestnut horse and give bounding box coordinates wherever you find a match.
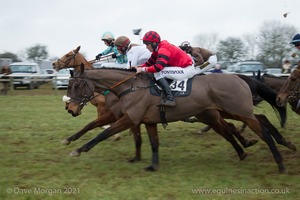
[277,62,300,114]
[66,65,291,173]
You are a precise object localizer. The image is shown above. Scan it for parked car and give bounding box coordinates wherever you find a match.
[226,61,265,76]
[41,69,56,83]
[9,62,42,89]
[52,68,71,89]
[265,68,283,76]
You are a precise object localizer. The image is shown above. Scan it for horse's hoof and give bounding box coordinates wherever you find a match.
[69,150,81,157]
[279,166,287,174]
[239,153,247,161]
[286,142,297,151]
[196,129,204,135]
[144,165,159,171]
[128,157,141,163]
[61,139,71,145]
[244,139,259,148]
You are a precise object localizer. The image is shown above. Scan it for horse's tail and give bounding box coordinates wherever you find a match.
[236,74,287,128]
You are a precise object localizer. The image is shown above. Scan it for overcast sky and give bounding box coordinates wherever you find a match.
[0,0,299,60]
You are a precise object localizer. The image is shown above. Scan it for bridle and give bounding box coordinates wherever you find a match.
[68,77,100,107]
[286,67,300,110]
[69,72,150,107]
[56,50,83,69]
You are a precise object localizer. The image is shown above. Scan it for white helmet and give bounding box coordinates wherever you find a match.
[101,31,115,41]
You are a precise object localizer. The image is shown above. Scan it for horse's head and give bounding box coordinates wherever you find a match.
[276,64,300,114]
[66,68,96,117]
[53,46,93,71]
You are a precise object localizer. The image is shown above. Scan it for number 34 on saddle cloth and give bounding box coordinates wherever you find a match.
[150,78,193,97]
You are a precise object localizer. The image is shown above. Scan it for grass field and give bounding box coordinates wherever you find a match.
[0,84,299,200]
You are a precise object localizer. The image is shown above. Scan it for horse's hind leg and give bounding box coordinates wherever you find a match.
[197,110,247,160]
[245,117,285,173]
[227,122,259,148]
[255,114,296,151]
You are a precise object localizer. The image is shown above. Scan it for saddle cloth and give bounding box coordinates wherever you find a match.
[150,78,193,97]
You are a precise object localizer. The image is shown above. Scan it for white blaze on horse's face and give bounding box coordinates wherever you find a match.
[62,95,71,103]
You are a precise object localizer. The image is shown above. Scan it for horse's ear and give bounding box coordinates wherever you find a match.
[75,46,81,52]
[70,70,74,78]
[257,70,261,80]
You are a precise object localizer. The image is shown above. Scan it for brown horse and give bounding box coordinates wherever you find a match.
[277,62,300,114]
[255,70,300,114]
[66,65,290,173]
[53,46,261,162]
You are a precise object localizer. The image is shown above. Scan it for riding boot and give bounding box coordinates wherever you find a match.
[156,78,176,107]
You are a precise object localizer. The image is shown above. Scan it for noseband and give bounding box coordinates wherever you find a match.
[68,77,100,106]
[56,50,82,69]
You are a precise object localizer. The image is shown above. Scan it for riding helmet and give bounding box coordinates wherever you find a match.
[142,31,161,44]
[290,33,300,44]
[115,36,131,48]
[101,31,115,41]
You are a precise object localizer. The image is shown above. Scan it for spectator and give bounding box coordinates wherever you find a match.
[282,60,291,74]
[0,65,12,95]
[210,63,223,73]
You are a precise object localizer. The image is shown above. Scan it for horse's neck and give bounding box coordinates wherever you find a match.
[76,54,94,70]
[86,69,141,89]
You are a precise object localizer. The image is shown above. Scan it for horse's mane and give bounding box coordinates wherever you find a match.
[93,67,137,72]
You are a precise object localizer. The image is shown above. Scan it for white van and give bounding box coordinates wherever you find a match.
[9,62,42,89]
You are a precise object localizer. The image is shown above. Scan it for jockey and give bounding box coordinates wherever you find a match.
[135,31,196,107]
[114,36,151,68]
[95,31,127,68]
[179,41,217,74]
[291,33,300,50]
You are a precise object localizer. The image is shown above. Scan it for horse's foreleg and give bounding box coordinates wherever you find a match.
[70,114,134,157]
[128,125,142,162]
[255,114,296,151]
[144,124,159,171]
[62,111,117,145]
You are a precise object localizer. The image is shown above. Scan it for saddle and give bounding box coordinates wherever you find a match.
[150,78,193,97]
[149,77,194,129]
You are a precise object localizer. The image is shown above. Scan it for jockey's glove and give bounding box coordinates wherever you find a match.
[95,53,102,60]
[112,53,117,59]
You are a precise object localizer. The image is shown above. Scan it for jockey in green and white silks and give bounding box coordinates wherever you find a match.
[95,31,127,68]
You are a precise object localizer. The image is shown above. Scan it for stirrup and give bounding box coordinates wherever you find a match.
[160,99,176,107]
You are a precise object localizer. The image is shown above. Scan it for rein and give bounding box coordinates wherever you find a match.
[108,74,137,90]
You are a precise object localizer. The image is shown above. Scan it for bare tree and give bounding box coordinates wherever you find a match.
[216,37,248,62]
[242,34,259,60]
[257,20,297,68]
[26,44,49,63]
[192,33,219,52]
